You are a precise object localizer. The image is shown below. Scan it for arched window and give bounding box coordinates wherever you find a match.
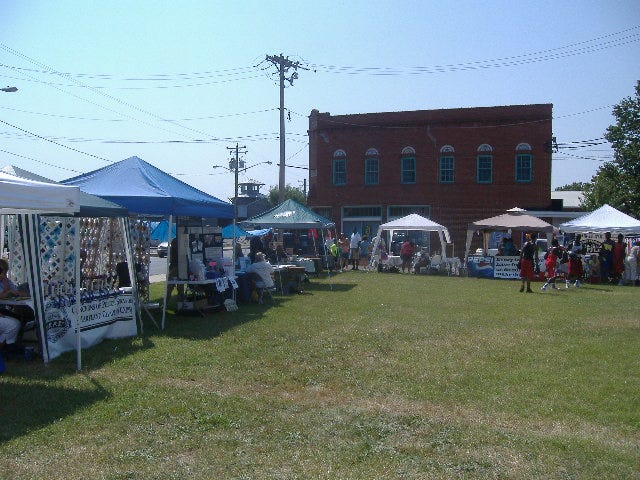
[439,145,455,183]
[364,148,379,185]
[332,149,347,186]
[476,144,493,184]
[515,143,533,182]
[400,146,416,184]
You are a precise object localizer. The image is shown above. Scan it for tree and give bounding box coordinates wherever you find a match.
[582,80,640,217]
[555,182,590,191]
[267,184,306,206]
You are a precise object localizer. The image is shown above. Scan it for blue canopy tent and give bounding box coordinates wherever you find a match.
[222,224,251,239]
[62,156,232,218]
[62,156,234,329]
[151,220,176,242]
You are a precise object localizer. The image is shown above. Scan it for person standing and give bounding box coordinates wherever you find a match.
[359,235,371,269]
[623,240,640,286]
[541,239,561,291]
[249,234,263,263]
[599,232,615,284]
[566,234,584,287]
[399,239,416,273]
[612,234,626,285]
[349,227,362,270]
[519,233,538,293]
[337,234,350,271]
[166,238,184,301]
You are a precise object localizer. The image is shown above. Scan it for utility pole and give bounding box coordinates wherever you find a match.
[265,54,308,202]
[227,143,247,223]
[226,143,247,270]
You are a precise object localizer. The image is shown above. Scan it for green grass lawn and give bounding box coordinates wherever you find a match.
[1,272,639,479]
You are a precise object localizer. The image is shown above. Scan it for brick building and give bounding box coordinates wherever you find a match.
[307,104,553,256]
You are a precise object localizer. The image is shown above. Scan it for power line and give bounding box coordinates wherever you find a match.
[0,118,112,163]
[303,26,640,76]
[0,43,228,143]
[0,148,82,174]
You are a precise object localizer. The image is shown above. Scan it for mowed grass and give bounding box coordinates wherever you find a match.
[1,272,639,479]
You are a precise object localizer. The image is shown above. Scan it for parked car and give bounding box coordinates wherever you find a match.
[157,241,168,258]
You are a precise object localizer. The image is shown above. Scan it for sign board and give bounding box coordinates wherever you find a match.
[494,256,520,279]
[45,294,136,361]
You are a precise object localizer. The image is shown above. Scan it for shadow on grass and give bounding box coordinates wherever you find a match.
[0,374,110,443]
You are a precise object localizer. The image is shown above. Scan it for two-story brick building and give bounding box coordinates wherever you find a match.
[307,104,553,256]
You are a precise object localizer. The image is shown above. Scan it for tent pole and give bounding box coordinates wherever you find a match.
[74,217,82,371]
[121,217,139,334]
[321,225,333,291]
[161,214,172,330]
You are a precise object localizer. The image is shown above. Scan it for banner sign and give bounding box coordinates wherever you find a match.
[494,256,520,279]
[44,294,136,361]
[466,256,494,278]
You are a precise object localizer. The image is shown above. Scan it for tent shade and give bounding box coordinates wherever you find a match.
[379,214,451,243]
[468,213,557,233]
[1,165,127,217]
[559,204,640,234]
[0,171,80,215]
[222,224,250,239]
[465,212,557,261]
[150,220,176,242]
[372,213,451,263]
[241,199,334,229]
[62,156,233,218]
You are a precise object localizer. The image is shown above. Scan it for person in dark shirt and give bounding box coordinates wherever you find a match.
[519,233,538,293]
[599,232,615,284]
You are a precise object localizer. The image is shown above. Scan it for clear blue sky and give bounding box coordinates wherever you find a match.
[2,1,639,203]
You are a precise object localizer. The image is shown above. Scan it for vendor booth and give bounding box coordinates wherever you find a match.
[62,156,234,328]
[241,199,335,292]
[1,168,138,370]
[465,212,557,279]
[559,204,640,235]
[370,214,453,272]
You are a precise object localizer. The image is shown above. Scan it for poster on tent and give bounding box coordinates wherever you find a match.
[581,233,606,255]
[493,256,520,279]
[44,295,136,360]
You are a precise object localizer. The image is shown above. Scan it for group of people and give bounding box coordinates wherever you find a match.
[518,231,640,293]
[326,228,372,271]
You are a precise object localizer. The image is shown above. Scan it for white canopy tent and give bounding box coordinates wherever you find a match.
[559,204,640,234]
[1,172,139,370]
[370,214,451,264]
[0,174,83,366]
[0,171,80,215]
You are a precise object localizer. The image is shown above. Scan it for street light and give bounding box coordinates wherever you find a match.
[215,146,272,272]
[1,86,18,93]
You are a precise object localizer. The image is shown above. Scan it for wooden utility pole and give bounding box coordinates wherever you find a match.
[265,54,307,202]
[226,143,247,269]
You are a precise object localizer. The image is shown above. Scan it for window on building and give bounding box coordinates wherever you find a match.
[439,145,455,183]
[476,144,493,184]
[388,205,430,218]
[332,149,347,186]
[515,143,533,183]
[364,148,379,185]
[400,146,416,184]
[343,206,382,217]
[311,206,333,220]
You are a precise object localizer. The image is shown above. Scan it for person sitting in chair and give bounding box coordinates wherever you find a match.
[245,252,275,303]
[0,259,24,299]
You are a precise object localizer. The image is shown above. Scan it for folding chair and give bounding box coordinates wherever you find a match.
[250,273,276,304]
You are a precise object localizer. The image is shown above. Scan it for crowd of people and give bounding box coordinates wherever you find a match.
[517,231,640,293]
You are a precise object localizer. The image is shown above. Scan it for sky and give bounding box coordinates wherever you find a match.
[1,1,639,204]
